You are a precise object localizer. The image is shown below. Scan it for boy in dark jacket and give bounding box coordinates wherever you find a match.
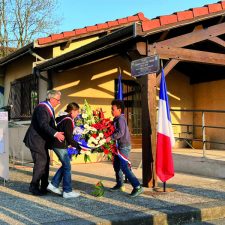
[106,100,143,197]
[47,102,81,198]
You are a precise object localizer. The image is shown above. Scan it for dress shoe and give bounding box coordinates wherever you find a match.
[29,186,44,196]
[40,189,48,195]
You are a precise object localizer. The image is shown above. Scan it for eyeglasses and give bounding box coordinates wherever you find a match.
[52,97,61,102]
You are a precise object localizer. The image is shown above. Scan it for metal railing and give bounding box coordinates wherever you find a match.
[171,109,225,157]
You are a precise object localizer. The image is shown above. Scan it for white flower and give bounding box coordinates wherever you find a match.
[82,113,88,119]
[89,136,95,142]
[84,124,89,129]
[93,139,99,144]
[90,127,97,132]
[99,139,106,145]
[98,133,104,138]
[83,129,89,134]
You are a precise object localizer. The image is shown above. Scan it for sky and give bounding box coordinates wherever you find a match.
[57,0,219,32]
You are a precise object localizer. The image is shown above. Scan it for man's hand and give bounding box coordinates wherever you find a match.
[55,132,64,142]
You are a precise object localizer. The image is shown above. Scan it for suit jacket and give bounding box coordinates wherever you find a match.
[23,102,57,152]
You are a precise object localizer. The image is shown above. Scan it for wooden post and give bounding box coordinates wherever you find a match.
[140,72,157,187]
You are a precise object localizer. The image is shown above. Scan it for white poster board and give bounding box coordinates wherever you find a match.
[0,112,9,181]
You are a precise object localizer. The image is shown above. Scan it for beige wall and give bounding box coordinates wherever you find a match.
[3,35,101,106]
[53,36,99,58]
[193,80,225,149]
[52,55,133,119]
[164,70,194,139]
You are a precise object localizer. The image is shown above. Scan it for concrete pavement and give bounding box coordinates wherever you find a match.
[1,158,225,225]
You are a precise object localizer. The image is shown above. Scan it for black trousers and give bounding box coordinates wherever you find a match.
[30,148,50,190]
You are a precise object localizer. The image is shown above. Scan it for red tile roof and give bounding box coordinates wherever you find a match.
[37,12,147,45]
[142,1,225,32]
[37,1,225,46]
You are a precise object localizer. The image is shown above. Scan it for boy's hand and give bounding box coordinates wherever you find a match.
[106,137,111,143]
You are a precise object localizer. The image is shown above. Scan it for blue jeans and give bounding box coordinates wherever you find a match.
[51,148,72,193]
[113,145,140,188]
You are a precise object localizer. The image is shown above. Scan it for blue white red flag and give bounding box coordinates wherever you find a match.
[156,69,175,182]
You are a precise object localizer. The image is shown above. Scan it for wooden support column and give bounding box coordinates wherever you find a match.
[140,72,157,188]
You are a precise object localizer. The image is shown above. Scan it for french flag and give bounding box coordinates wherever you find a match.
[156,69,175,182]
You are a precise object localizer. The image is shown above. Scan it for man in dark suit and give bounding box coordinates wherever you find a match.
[24,90,64,196]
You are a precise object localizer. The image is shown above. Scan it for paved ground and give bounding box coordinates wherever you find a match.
[1,156,225,225]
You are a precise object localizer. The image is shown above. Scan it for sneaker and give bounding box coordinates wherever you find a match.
[110,184,126,192]
[130,186,144,198]
[63,191,80,198]
[47,183,62,195]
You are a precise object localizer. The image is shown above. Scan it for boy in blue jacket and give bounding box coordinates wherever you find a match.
[106,100,143,197]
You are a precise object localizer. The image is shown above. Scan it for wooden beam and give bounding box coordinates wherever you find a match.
[136,42,147,55]
[157,22,225,47]
[208,36,225,48]
[149,44,225,66]
[156,59,180,86]
[158,30,170,41]
[148,73,157,188]
[140,73,157,188]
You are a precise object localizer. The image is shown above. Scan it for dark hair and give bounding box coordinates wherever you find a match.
[65,102,80,113]
[111,99,124,113]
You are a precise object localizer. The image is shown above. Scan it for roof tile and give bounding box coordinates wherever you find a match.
[63,31,76,38]
[127,15,139,22]
[117,18,129,24]
[142,19,161,32]
[38,37,52,45]
[176,10,194,21]
[74,28,87,35]
[51,34,64,41]
[192,7,209,17]
[159,14,178,25]
[107,20,119,27]
[137,12,148,21]
[97,23,109,29]
[86,25,98,32]
[222,1,225,9]
[208,3,223,13]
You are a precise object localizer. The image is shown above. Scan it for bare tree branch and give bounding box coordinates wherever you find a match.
[0,0,61,56]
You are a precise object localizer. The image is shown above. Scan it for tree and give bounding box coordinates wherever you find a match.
[0,0,61,57]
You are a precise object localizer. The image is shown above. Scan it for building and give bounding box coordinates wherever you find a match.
[0,1,224,186]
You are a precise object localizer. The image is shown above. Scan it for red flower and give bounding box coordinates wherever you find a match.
[92,133,98,138]
[103,149,109,154]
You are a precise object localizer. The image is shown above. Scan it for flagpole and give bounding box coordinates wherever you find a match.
[163,182,166,192]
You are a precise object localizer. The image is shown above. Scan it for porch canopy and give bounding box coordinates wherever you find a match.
[36,4,225,187]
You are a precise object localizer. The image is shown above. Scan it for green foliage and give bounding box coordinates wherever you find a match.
[84,154,91,163]
[91,181,105,197]
[107,152,112,161]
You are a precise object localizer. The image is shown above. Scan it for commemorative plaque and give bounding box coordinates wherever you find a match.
[131,55,160,77]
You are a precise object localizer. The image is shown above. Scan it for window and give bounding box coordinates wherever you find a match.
[8,74,38,120]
